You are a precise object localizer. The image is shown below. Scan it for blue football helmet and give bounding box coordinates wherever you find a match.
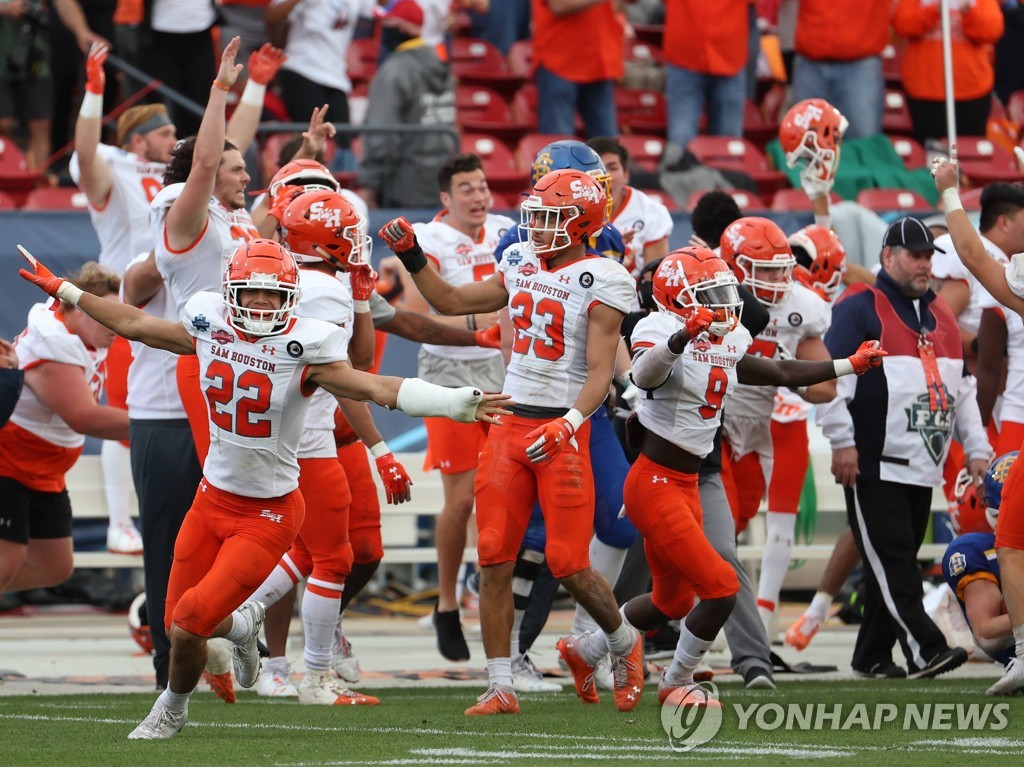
[530,140,613,219]
[981,450,1019,529]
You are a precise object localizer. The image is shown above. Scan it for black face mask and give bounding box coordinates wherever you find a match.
[636,258,663,312]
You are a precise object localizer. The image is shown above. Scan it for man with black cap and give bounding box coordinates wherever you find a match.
[815,216,990,680]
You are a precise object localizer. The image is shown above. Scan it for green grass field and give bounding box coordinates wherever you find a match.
[3,680,1024,766]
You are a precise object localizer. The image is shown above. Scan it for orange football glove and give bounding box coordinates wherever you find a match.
[475,324,501,349]
[848,340,886,375]
[85,42,107,95]
[268,185,304,222]
[18,245,68,299]
[349,264,378,302]
[375,452,413,504]
[684,305,714,338]
[247,43,287,86]
[525,418,577,464]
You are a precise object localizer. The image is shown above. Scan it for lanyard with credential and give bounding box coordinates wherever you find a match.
[918,333,948,412]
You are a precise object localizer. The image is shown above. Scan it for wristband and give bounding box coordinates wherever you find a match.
[563,407,585,433]
[241,79,266,107]
[369,441,390,459]
[834,358,855,377]
[212,80,231,92]
[353,299,370,313]
[396,242,428,274]
[57,282,84,307]
[79,91,103,119]
[942,187,963,213]
[813,214,832,230]
[466,314,477,331]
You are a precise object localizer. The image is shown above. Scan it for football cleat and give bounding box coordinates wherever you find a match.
[610,629,645,712]
[987,657,1024,696]
[557,635,600,704]
[594,654,614,691]
[659,680,722,707]
[127,701,188,740]
[230,600,266,689]
[255,659,298,698]
[332,629,362,684]
[511,653,561,693]
[464,685,520,716]
[785,614,822,651]
[298,669,379,705]
[107,522,143,555]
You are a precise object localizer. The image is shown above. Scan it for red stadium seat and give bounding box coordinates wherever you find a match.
[769,188,843,212]
[0,137,44,203]
[632,23,664,46]
[625,40,663,65]
[882,44,905,87]
[882,89,913,135]
[957,187,984,211]
[855,188,933,212]
[462,133,529,192]
[0,190,16,209]
[450,38,525,97]
[456,86,530,145]
[688,188,767,212]
[686,136,788,197]
[346,38,379,88]
[638,188,679,212]
[888,135,928,169]
[22,187,90,211]
[619,134,666,172]
[515,133,577,177]
[489,190,527,210]
[949,137,1024,185]
[615,89,667,136]
[1007,90,1024,125]
[742,98,780,148]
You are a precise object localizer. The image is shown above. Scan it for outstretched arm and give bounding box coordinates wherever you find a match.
[164,37,243,251]
[18,247,193,355]
[793,335,837,403]
[738,340,884,388]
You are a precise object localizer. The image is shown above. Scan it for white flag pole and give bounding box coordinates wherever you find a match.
[940,0,958,190]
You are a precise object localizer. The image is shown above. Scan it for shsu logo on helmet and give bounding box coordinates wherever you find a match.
[570,177,602,205]
[724,223,746,253]
[792,102,824,130]
[659,260,687,288]
[660,681,724,752]
[308,200,341,229]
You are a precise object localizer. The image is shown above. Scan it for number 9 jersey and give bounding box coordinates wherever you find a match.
[497,242,635,408]
[182,292,348,498]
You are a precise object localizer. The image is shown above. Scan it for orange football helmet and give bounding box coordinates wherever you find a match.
[779,98,848,185]
[223,238,301,336]
[651,247,743,335]
[281,190,371,270]
[949,467,992,535]
[719,216,795,305]
[790,224,846,300]
[520,168,606,257]
[268,159,341,199]
[128,592,154,655]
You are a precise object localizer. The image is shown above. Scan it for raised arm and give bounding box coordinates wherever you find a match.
[18,247,193,355]
[379,217,508,316]
[164,38,243,252]
[933,153,1024,318]
[72,43,114,208]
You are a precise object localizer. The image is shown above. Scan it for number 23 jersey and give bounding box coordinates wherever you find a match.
[631,312,752,458]
[497,245,635,408]
[182,292,348,498]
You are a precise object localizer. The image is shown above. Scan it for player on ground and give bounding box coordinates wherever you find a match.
[718,216,837,634]
[622,247,884,706]
[933,152,1024,695]
[17,239,510,738]
[380,168,645,715]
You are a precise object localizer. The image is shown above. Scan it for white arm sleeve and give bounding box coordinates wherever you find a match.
[630,340,680,390]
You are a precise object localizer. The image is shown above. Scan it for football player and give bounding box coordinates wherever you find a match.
[17,239,510,738]
[623,247,884,706]
[380,168,644,715]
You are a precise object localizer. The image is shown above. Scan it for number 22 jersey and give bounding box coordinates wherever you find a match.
[182,292,348,498]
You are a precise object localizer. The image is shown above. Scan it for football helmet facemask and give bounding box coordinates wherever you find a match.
[223,238,301,336]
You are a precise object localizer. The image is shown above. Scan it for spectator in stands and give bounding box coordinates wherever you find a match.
[532,0,622,139]
[0,262,129,596]
[220,0,271,68]
[469,0,528,55]
[266,0,375,152]
[816,216,989,679]
[790,0,888,139]
[145,0,218,136]
[358,0,455,208]
[663,0,748,156]
[0,0,54,170]
[994,0,1024,104]
[0,338,22,427]
[893,0,1005,145]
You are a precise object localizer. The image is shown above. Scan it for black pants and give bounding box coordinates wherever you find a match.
[906,93,991,145]
[129,418,203,688]
[146,28,217,137]
[845,479,949,673]
[279,69,351,149]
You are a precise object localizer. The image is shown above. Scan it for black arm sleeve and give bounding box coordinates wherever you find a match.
[738,284,770,336]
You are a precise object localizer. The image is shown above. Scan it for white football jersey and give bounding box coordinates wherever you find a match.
[725,283,831,419]
[498,244,635,408]
[931,232,1006,334]
[182,292,347,498]
[611,186,673,276]
[10,303,107,448]
[631,312,752,458]
[122,253,185,419]
[415,212,514,361]
[294,268,354,459]
[70,145,165,275]
[979,293,1024,425]
[153,183,260,319]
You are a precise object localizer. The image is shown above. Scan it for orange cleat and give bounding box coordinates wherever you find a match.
[331,687,380,706]
[464,685,520,716]
[203,670,236,704]
[610,629,645,712]
[785,614,822,651]
[659,680,723,707]
[556,635,600,704]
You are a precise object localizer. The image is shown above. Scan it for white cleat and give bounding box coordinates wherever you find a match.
[511,653,561,693]
[987,657,1024,696]
[594,654,614,691]
[127,702,188,740]
[298,669,380,706]
[107,522,143,555]
[332,630,362,684]
[231,600,266,689]
[255,659,298,698]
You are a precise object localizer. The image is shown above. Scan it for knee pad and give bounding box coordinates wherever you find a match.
[477,525,510,566]
[545,540,587,580]
[349,526,383,564]
[171,588,218,637]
